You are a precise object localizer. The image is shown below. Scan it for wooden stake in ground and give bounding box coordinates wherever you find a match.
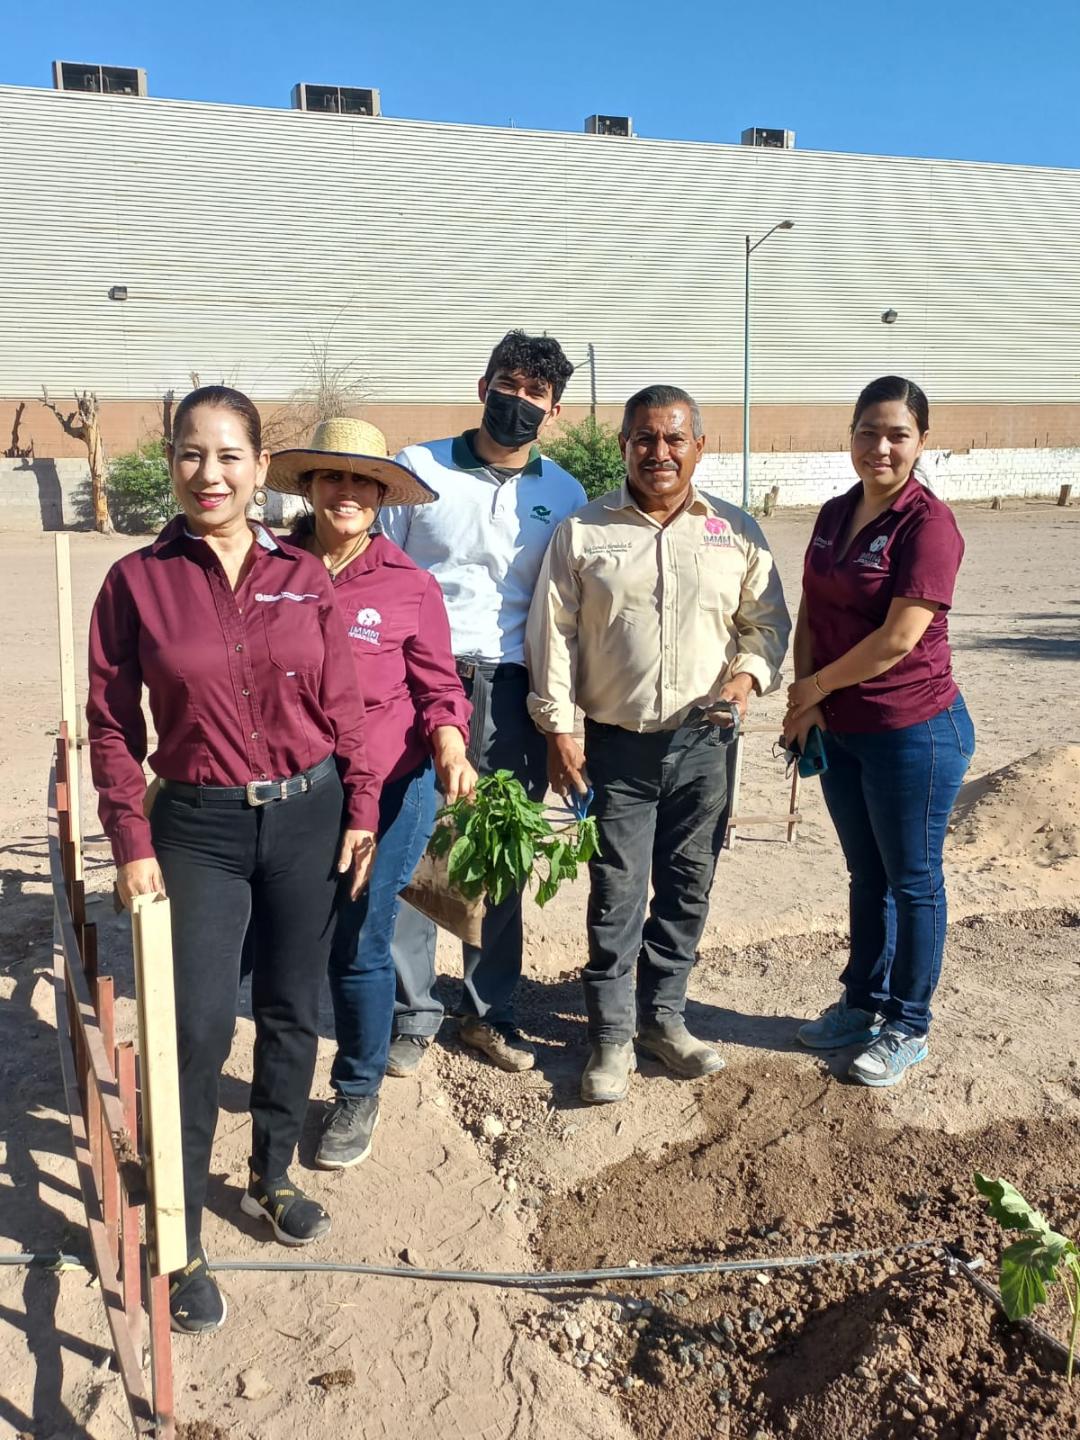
[54,534,84,882]
[41,386,113,533]
[130,893,187,1276]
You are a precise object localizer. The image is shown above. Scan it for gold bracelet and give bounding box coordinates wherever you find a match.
[812,672,831,697]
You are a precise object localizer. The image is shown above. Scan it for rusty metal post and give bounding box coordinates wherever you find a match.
[117,1042,144,1350]
[146,1254,176,1439]
[98,976,119,1272]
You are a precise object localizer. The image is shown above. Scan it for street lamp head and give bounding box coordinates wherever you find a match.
[881,308,899,324]
[779,219,795,230]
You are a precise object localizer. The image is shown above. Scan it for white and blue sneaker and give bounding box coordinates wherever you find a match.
[797,1000,881,1050]
[848,1025,928,1087]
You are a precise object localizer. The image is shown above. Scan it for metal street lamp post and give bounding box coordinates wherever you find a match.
[742,219,794,510]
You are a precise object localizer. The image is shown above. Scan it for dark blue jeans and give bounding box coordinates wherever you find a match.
[820,697,975,1038]
[328,761,437,1096]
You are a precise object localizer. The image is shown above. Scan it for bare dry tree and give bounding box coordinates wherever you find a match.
[261,325,368,451]
[4,402,34,459]
[161,388,176,445]
[41,387,112,532]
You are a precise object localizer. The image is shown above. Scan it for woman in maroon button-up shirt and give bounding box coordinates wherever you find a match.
[784,376,975,1090]
[86,386,380,1332]
[266,417,474,1172]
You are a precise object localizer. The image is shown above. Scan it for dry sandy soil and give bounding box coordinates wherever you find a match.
[1,500,1078,1440]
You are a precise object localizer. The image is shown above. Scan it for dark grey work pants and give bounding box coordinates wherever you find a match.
[583,718,731,1044]
[391,664,548,1035]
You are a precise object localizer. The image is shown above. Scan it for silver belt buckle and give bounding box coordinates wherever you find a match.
[245,780,274,807]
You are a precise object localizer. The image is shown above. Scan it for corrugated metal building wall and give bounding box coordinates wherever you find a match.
[1,83,1078,410]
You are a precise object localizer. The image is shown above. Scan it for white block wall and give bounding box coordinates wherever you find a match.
[2,450,1075,532]
[697,448,1080,508]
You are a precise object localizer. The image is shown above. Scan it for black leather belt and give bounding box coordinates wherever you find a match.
[159,754,337,808]
[454,658,528,682]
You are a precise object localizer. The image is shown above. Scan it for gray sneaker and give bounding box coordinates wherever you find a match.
[797,1000,881,1050]
[385,1034,432,1078]
[848,1026,928,1087]
[314,1097,380,1170]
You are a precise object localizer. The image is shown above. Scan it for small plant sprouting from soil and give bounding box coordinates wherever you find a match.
[974,1172,1080,1381]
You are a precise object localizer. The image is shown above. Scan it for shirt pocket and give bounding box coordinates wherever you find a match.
[260,600,324,679]
[695,550,743,613]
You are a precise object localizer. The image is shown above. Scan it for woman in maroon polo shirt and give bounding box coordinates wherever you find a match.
[87,386,379,1334]
[784,375,975,1087]
[266,417,474,1172]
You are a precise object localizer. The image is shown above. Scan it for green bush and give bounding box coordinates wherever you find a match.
[108,440,177,532]
[545,417,625,501]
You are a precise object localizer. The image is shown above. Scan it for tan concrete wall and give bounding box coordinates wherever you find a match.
[3,397,1078,462]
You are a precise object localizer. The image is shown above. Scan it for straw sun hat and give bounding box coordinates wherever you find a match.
[266,417,436,506]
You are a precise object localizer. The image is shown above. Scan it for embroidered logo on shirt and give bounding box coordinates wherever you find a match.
[254,591,319,603]
[348,606,383,646]
[869,535,888,552]
[703,516,734,547]
[812,536,831,550]
[531,504,553,524]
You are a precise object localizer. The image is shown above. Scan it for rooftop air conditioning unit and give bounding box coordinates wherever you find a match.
[52,61,147,96]
[291,84,381,116]
[585,114,633,137]
[741,127,795,149]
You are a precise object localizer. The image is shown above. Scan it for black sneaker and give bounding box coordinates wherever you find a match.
[314,1096,380,1170]
[169,1247,227,1334]
[240,1171,331,1246]
[385,1034,432,1078]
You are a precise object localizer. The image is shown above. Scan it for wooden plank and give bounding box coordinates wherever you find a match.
[52,929,158,1437]
[728,812,802,826]
[786,769,802,844]
[130,894,187,1277]
[54,536,84,882]
[724,732,746,849]
[117,1042,144,1351]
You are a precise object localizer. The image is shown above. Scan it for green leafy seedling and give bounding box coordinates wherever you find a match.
[974,1172,1080,1381]
[428,770,600,909]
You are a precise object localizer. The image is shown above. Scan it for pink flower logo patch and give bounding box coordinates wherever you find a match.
[704,518,728,534]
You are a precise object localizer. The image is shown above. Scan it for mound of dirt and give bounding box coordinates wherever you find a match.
[535,1051,1080,1440]
[949,745,1080,873]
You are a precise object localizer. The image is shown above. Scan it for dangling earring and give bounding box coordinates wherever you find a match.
[253,488,268,508]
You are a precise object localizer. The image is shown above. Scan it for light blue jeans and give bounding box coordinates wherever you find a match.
[820,697,975,1037]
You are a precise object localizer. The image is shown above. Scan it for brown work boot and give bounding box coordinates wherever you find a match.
[636,1019,725,1078]
[458,1018,536,1073]
[580,1041,636,1104]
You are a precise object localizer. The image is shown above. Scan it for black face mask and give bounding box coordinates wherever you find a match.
[482,388,548,449]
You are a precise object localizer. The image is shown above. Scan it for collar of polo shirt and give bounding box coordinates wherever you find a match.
[451,429,544,477]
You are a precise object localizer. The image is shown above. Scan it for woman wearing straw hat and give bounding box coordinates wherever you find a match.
[267,417,476,1170]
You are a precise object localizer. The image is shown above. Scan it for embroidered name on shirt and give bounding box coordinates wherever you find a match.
[813,536,831,550]
[254,591,319,603]
[348,606,383,646]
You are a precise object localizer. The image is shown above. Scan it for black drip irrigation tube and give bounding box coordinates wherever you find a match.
[0,1237,946,1286]
[3,1239,1072,1374]
[943,1246,1074,1376]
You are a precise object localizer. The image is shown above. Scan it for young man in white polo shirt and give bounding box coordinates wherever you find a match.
[381,330,586,1075]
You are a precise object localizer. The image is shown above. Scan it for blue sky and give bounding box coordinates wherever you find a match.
[7,0,1080,169]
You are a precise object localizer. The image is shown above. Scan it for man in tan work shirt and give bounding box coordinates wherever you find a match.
[526,384,790,1104]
